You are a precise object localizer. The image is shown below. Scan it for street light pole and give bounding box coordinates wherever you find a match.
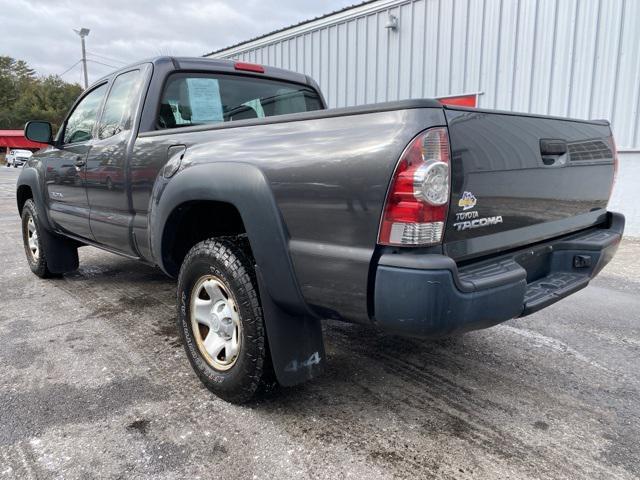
[74,28,90,89]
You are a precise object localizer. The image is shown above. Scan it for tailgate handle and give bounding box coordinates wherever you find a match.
[540,139,567,156]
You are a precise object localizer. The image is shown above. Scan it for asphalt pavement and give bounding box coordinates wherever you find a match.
[0,167,638,479]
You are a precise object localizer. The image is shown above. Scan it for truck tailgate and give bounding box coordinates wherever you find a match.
[443,107,616,261]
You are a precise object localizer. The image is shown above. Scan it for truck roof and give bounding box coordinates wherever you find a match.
[91,56,312,91]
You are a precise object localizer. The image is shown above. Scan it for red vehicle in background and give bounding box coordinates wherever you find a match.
[81,163,125,190]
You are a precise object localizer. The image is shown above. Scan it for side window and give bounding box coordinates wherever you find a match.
[157,73,323,130]
[159,76,224,129]
[63,83,108,144]
[98,70,143,140]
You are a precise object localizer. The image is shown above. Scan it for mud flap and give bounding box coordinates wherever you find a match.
[256,267,325,387]
[40,228,79,274]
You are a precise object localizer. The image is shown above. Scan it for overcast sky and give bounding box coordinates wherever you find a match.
[1,0,355,85]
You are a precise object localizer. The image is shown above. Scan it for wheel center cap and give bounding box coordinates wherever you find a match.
[210,313,221,333]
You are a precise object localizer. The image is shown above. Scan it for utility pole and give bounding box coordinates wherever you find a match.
[74,28,90,89]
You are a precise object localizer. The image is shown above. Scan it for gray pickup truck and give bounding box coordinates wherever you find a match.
[18,57,623,403]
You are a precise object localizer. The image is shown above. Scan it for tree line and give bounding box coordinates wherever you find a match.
[0,56,83,133]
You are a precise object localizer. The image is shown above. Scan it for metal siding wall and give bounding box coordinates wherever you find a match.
[212,0,640,149]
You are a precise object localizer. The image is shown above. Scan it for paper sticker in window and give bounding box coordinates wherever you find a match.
[186,78,223,123]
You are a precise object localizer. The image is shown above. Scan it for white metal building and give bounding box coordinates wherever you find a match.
[208,0,640,233]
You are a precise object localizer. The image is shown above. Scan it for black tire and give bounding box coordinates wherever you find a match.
[177,238,271,404]
[21,199,79,278]
[21,199,55,278]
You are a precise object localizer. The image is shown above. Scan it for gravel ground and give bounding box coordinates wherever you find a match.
[0,167,638,479]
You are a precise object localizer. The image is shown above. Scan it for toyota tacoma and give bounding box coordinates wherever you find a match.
[17,57,624,403]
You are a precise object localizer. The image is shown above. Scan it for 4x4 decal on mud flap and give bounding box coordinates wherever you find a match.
[284,352,322,372]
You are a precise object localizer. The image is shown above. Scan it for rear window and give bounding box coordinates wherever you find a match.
[157,73,323,129]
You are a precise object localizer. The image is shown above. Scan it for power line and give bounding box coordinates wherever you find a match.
[86,51,128,65]
[86,59,119,69]
[87,52,127,65]
[58,59,82,77]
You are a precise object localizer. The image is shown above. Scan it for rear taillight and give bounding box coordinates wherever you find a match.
[378,127,451,246]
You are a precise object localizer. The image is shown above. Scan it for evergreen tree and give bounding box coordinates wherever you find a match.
[0,56,82,132]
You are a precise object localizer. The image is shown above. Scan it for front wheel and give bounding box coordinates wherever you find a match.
[21,199,79,278]
[177,238,272,404]
[21,199,54,278]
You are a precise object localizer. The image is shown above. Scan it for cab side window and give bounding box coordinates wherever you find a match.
[63,83,108,144]
[98,70,143,140]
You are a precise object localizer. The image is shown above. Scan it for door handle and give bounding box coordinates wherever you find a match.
[540,139,567,156]
[74,157,86,168]
[540,139,567,167]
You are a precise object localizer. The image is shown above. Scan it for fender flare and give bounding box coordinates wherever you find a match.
[150,162,325,386]
[17,166,52,230]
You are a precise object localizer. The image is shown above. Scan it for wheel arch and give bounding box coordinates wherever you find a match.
[16,184,33,215]
[16,167,53,230]
[151,162,326,386]
[161,199,247,277]
[151,162,306,315]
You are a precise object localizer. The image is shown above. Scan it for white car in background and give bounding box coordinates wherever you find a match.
[6,149,33,168]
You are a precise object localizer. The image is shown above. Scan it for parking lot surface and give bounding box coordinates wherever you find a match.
[1,167,639,479]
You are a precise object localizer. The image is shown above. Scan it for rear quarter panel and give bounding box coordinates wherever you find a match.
[135,107,445,322]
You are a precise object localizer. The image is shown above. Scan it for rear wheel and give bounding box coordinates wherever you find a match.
[177,238,272,404]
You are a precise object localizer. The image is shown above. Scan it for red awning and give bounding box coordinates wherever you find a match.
[0,130,47,150]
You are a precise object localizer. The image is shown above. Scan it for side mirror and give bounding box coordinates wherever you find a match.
[24,121,54,145]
